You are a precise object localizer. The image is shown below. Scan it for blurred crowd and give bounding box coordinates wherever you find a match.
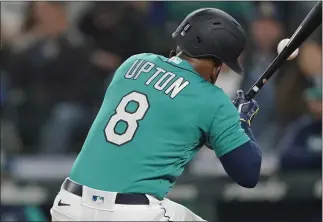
[1,1,322,171]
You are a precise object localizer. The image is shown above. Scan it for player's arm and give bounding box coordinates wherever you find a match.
[208,90,262,188]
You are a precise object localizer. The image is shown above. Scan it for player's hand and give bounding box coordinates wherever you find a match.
[232,90,259,126]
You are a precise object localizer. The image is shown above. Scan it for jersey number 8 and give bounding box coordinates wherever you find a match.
[104,91,150,146]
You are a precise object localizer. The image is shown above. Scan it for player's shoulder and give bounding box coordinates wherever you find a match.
[196,84,237,129]
[202,83,232,108]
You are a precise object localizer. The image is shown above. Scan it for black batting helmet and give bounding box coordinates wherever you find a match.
[172,8,246,74]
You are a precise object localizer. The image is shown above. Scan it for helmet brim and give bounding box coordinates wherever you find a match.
[225,60,243,75]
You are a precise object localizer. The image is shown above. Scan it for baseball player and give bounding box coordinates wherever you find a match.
[50,8,262,221]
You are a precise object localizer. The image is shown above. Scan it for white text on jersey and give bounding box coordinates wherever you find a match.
[125,60,190,99]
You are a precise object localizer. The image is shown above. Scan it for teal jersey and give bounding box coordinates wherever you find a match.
[70,53,250,199]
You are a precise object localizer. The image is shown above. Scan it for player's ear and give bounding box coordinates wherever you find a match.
[169,50,176,58]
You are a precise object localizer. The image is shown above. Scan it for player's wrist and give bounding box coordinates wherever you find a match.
[240,117,251,127]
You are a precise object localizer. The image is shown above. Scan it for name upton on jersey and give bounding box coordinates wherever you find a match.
[124,59,190,99]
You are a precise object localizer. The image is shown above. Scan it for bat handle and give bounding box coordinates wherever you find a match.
[245,90,255,101]
[245,84,262,101]
[245,78,267,101]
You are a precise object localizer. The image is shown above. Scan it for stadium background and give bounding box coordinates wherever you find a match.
[1,1,322,222]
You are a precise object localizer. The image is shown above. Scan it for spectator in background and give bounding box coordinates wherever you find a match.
[277,39,322,170]
[7,2,97,154]
[1,41,23,167]
[0,70,22,157]
[243,2,283,149]
[278,85,322,170]
[78,2,150,85]
[276,40,322,126]
[297,41,322,90]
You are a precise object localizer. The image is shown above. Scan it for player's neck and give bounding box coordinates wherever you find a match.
[177,54,212,83]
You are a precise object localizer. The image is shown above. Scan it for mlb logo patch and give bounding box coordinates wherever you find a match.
[92,195,104,204]
[169,57,182,65]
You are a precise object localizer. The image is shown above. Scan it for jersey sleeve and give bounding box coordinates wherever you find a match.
[208,96,250,158]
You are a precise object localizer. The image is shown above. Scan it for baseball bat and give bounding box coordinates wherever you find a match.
[245,1,322,101]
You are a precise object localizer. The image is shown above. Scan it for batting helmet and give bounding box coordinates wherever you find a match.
[172,8,246,74]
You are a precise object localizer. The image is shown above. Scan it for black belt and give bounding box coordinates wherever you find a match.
[63,179,149,205]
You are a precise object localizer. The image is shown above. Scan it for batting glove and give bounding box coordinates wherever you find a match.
[233,89,259,126]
